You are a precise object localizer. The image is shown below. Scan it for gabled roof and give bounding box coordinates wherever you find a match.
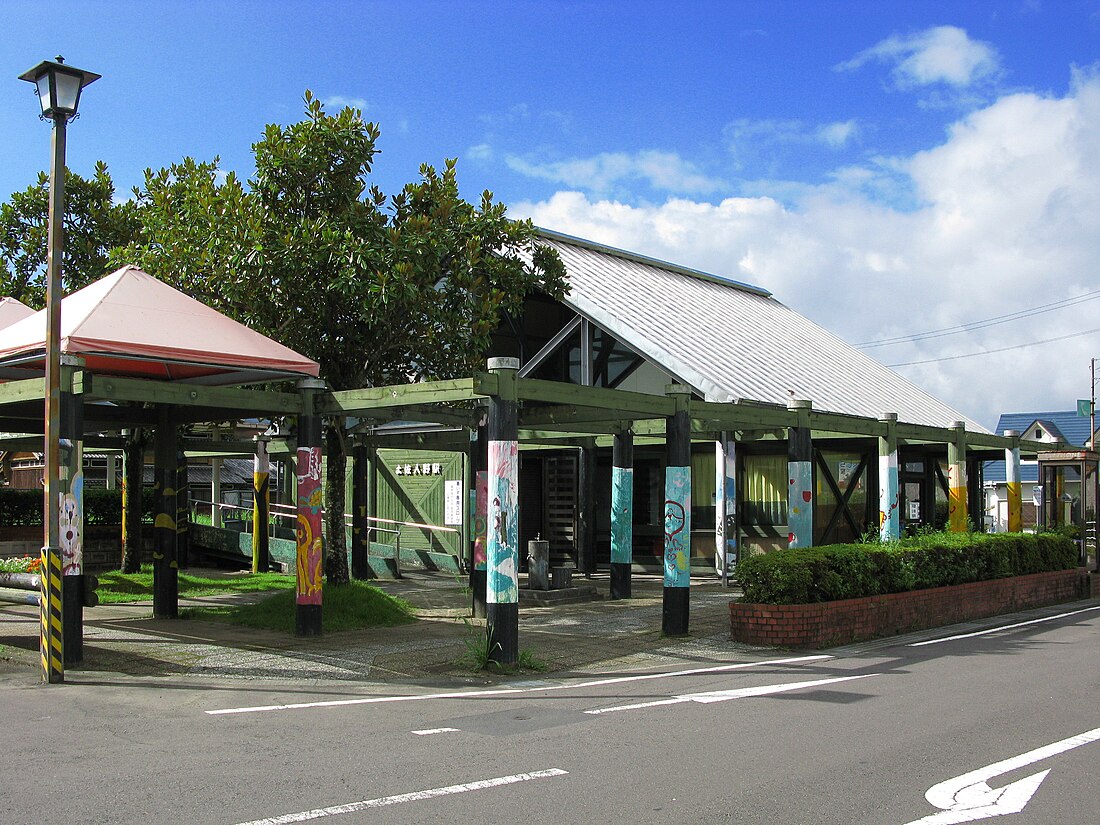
[992,411,1092,446]
[537,229,986,431]
[0,266,319,386]
[0,297,35,330]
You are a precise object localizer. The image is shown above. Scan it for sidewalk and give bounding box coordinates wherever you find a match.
[0,571,753,685]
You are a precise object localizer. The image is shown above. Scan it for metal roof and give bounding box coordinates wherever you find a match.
[537,229,986,432]
[984,410,1095,483]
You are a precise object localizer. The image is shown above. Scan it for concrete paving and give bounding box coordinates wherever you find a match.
[0,570,752,686]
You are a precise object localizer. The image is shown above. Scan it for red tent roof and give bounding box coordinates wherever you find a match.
[0,297,35,331]
[0,266,319,385]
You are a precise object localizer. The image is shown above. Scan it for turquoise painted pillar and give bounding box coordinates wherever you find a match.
[878,412,900,542]
[610,427,634,599]
[486,357,520,664]
[715,431,738,585]
[663,384,692,636]
[787,399,813,549]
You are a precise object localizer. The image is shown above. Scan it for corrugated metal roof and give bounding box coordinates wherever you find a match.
[537,229,987,432]
[984,410,1095,483]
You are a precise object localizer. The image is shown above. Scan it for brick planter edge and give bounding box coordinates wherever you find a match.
[730,569,1093,649]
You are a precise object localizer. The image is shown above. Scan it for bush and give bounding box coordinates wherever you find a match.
[0,487,157,528]
[738,531,1078,605]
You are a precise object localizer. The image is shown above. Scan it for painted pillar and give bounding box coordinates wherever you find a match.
[351,438,371,580]
[663,384,692,637]
[948,420,969,533]
[152,406,178,619]
[610,428,634,600]
[211,458,223,528]
[59,357,84,665]
[486,357,520,665]
[470,417,489,619]
[1004,429,1022,533]
[121,429,144,573]
[787,399,814,549]
[176,446,190,569]
[715,431,738,585]
[878,412,900,542]
[252,434,271,573]
[578,438,597,574]
[105,453,117,490]
[295,378,326,636]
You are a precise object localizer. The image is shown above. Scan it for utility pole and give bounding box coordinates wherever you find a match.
[1091,358,1096,449]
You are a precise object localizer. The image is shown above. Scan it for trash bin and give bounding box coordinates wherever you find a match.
[527,539,550,590]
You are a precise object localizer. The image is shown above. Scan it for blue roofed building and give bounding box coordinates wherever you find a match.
[984,410,1098,531]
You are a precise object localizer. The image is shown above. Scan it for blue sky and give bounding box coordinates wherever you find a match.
[4,1,1100,429]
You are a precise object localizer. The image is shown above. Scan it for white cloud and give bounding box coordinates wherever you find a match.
[467,143,493,161]
[513,70,1100,428]
[506,150,723,195]
[322,95,368,111]
[725,118,860,170]
[838,25,1002,89]
[818,120,859,148]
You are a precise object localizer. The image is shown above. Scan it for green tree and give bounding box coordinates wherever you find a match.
[115,92,567,585]
[0,161,140,307]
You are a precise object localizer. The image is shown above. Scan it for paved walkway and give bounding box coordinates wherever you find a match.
[0,571,754,685]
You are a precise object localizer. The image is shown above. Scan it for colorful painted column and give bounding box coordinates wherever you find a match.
[350,438,371,580]
[715,432,738,585]
[486,357,520,664]
[578,439,597,574]
[948,420,969,533]
[59,357,84,664]
[610,428,634,600]
[787,399,813,549]
[878,413,900,542]
[120,428,144,573]
[1004,428,1022,533]
[211,457,223,528]
[469,418,488,619]
[176,448,190,569]
[295,378,326,636]
[663,385,692,636]
[152,406,178,618]
[252,434,271,573]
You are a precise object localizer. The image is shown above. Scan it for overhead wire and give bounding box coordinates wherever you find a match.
[886,325,1100,367]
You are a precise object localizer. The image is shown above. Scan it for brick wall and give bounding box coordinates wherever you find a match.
[730,569,1092,648]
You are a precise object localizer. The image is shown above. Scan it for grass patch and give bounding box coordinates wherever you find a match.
[191,581,416,634]
[96,566,294,604]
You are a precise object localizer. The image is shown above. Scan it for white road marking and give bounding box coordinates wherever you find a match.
[232,768,568,825]
[908,604,1100,647]
[584,673,879,715]
[904,726,1100,824]
[412,727,459,736]
[206,654,831,716]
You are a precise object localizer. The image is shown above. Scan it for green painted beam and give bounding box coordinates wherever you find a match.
[317,377,488,415]
[0,377,45,406]
[82,374,303,415]
[516,378,675,417]
[519,404,634,429]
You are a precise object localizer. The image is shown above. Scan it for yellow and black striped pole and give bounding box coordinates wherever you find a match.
[39,545,64,683]
[252,434,271,573]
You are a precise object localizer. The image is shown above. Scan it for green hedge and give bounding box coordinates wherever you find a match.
[0,487,157,527]
[737,532,1079,605]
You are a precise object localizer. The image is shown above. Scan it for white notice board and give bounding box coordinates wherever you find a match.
[444,479,463,526]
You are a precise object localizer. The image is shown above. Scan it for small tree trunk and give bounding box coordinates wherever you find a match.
[324,421,350,586]
[121,429,145,573]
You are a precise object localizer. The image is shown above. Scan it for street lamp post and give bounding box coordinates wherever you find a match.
[19,56,99,683]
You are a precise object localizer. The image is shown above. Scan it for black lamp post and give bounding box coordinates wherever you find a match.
[18,56,99,683]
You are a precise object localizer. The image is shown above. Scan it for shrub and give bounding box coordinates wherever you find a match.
[738,531,1078,605]
[0,487,157,528]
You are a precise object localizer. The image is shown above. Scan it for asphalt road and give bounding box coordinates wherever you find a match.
[3,603,1098,825]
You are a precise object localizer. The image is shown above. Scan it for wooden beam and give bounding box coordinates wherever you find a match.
[516,378,675,417]
[82,374,302,415]
[317,377,489,415]
[0,377,45,406]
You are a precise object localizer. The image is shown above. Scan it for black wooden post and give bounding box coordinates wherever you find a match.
[610,428,634,599]
[486,357,520,665]
[59,357,83,663]
[120,428,144,573]
[663,385,691,636]
[577,438,597,574]
[295,378,325,636]
[176,444,190,569]
[251,434,270,573]
[351,437,371,580]
[470,416,488,619]
[152,405,178,618]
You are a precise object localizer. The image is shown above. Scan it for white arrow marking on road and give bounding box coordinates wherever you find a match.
[584,673,879,715]
[904,726,1100,824]
[231,768,568,825]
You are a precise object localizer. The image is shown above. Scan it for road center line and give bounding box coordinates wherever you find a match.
[584,672,879,715]
[412,727,459,736]
[908,604,1100,647]
[231,768,568,825]
[205,654,831,716]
